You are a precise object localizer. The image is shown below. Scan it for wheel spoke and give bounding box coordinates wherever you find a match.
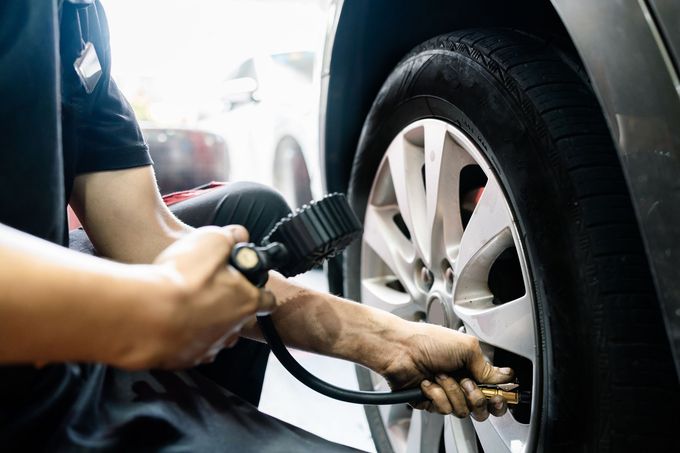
[405,410,444,453]
[444,416,479,453]
[379,402,411,437]
[472,411,530,453]
[424,122,474,266]
[361,277,421,319]
[363,204,418,295]
[387,132,429,266]
[453,294,536,360]
[370,372,391,392]
[454,178,514,293]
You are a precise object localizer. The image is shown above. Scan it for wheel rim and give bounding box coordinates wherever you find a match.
[360,119,539,453]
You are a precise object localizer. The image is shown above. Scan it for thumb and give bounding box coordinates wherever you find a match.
[223,224,249,244]
[467,347,514,384]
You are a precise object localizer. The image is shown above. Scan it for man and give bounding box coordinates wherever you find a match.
[0,1,513,450]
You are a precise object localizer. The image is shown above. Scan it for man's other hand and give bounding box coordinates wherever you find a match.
[117,225,276,370]
[379,322,514,421]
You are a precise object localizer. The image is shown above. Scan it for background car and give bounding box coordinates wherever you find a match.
[198,51,321,208]
[320,1,680,452]
[143,127,230,194]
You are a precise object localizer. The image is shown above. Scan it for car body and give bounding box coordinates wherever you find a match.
[319,1,680,451]
[199,51,322,208]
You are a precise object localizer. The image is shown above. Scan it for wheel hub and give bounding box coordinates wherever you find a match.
[426,294,452,328]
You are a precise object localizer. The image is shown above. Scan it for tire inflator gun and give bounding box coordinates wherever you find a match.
[229,193,527,406]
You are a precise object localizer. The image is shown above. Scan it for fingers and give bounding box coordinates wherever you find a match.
[222,224,249,243]
[215,265,260,296]
[461,378,489,421]
[465,337,514,384]
[182,225,250,273]
[488,395,508,417]
[420,376,507,420]
[420,380,452,415]
[417,375,511,420]
[158,226,242,278]
[434,375,469,418]
[212,269,278,322]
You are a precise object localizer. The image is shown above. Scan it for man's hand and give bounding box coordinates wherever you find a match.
[378,322,514,421]
[0,222,271,368]
[119,225,276,370]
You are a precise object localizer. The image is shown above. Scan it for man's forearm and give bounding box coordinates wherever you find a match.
[99,210,408,372]
[242,272,411,374]
[0,224,170,366]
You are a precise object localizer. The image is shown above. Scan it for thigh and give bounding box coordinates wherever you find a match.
[169,182,292,407]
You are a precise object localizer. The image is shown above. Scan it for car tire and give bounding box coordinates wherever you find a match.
[344,29,677,452]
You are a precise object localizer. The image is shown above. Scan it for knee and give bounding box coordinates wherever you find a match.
[170,182,292,236]
[228,181,291,219]
[212,182,292,243]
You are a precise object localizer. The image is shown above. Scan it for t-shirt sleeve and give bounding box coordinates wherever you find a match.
[75,76,152,174]
[64,1,152,175]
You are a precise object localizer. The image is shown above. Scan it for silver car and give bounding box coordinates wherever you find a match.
[199,51,320,209]
[319,1,680,452]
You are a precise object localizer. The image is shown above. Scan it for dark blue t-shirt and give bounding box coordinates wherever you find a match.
[0,0,150,448]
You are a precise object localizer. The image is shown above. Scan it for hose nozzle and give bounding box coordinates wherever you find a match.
[478,383,531,405]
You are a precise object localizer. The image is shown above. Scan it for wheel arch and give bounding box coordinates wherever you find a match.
[273,135,314,208]
[274,134,303,156]
[322,0,574,195]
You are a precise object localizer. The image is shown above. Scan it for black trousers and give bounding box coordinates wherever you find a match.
[65,182,361,452]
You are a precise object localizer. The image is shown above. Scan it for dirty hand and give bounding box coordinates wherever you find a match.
[120,225,276,370]
[379,322,514,420]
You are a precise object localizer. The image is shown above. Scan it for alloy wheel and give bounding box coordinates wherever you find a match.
[360,118,539,453]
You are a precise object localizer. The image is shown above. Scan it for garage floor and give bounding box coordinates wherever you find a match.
[259,270,377,452]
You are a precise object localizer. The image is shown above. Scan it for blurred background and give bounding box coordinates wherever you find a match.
[105,0,329,208]
[104,1,375,451]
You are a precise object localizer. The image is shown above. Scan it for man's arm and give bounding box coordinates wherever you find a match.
[257,272,513,419]
[0,222,274,370]
[70,166,420,371]
[0,223,167,366]
[69,166,497,375]
[71,166,513,419]
[70,166,191,263]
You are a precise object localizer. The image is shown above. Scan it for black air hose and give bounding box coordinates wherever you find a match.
[229,193,425,405]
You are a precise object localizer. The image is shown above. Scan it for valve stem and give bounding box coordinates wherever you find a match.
[478,383,531,406]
